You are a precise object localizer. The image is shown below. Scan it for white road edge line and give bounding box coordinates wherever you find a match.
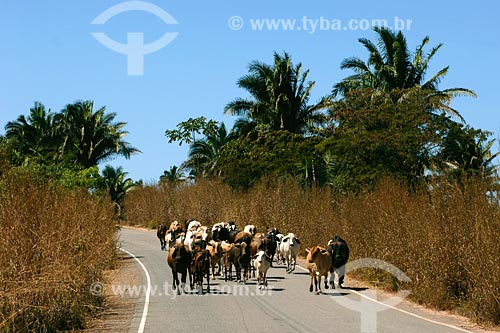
[295,264,473,333]
[118,247,151,333]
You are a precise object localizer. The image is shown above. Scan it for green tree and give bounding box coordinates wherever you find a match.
[225,52,331,134]
[439,123,499,181]
[60,100,140,168]
[183,122,236,178]
[219,130,322,189]
[5,102,61,164]
[160,165,186,184]
[165,116,219,146]
[101,165,135,217]
[333,27,476,121]
[320,89,444,191]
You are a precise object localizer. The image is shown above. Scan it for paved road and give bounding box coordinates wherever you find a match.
[117,227,480,333]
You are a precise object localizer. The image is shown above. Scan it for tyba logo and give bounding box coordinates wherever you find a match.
[91,1,178,76]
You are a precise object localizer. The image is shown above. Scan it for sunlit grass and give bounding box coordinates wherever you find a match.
[0,172,116,332]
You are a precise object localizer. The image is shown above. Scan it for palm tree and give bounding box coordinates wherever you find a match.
[440,126,500,180]
[182,122,236,178]
[101,165,135,217]
[160,165,186,183]
[5,102,61,164]
[225,52,331,134]
[333,27,476,121]
[60,100,140,168]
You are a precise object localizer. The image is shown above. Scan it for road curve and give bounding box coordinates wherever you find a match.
[117,227,482,333]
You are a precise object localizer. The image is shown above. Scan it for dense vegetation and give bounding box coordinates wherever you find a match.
[165,28,497,191]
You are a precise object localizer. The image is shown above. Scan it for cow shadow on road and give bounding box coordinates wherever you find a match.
[343,286,368,292]
[321,291,350,296]
[266,276,285,280]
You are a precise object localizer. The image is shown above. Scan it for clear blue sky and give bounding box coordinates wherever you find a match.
[1,0,499,182]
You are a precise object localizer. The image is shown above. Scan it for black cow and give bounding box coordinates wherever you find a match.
[264,228,280,267]
[167,244,192,294]
[327,235,350,288]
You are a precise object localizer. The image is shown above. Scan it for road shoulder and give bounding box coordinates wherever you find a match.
[83,249,142,332]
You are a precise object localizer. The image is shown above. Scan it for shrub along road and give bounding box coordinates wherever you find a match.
[115,227,491,333]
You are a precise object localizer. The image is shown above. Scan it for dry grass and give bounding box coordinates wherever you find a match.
[124,178,500,325]
[0,172,116,332]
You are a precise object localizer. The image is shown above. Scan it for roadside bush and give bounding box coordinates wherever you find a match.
[0,172,116,332]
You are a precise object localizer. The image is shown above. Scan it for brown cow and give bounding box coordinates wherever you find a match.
[193,249,211,294]
[224,242,250,283]
[206,240,224,279]
[157,224,168,251]
[167,244,192,294]
[306,246,332,295]
[234,231,253,245]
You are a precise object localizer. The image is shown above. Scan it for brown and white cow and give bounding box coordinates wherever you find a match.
[306,245,332,295]
[253,250,272,289]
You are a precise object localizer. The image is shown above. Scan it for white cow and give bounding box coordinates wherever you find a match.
[279,233,300,273]
[175,232,186,245]
[196,225,211,241]
[253,250,271,289]
[187,220,202,232]
[275,233,285,264]
[243,224,257,235]
[184,230,195,250]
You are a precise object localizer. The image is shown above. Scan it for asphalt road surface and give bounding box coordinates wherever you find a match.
[117,227,483,333]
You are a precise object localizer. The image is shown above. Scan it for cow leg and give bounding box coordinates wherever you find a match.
[197,271,203,295]
[315,275,320,295]
[180,270,187,294]
[318,276,323,294]
[236,264,241,283]
[309,275,314,292]
[211,261,216,280]
[337,266,346,288]
[324,273,329,290]
[171,270,178,291]
[329,268,335,289]
[206,269,210,293]
[216,259,222,275]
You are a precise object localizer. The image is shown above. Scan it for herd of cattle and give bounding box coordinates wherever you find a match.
[156,219,350,295]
